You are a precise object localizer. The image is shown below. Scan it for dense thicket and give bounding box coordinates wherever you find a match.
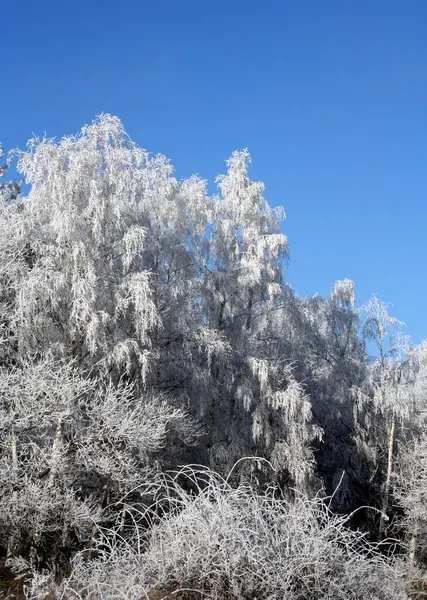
[0,116,426,599]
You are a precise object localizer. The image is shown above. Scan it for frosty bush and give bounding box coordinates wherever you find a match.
[59,465,406,600]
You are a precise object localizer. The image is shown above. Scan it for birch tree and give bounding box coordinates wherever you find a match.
[395,434,427,574]
[8,116,227,420]
[393,342,427,572]
[355,297,420,539]
[196,150,320,489]
[271,280,367,508]
[13,115,164,375]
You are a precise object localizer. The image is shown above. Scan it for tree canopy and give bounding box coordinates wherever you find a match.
[0,115,426,599]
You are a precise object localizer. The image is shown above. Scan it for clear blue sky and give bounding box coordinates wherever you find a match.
[2,1,426,341]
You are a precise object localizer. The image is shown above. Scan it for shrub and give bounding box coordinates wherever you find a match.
[53,465,406,600]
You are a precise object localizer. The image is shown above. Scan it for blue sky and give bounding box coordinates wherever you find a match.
[2,1,426,341]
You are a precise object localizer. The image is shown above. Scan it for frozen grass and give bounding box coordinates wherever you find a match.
[30,465,406,600]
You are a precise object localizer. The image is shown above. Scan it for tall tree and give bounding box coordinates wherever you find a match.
[0,115,322,562]
[355,297,423,539]
[274,280,368,508]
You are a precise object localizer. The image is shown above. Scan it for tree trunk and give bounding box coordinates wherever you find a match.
[7,433,18,558]
[408,521,419,571]
[119,504,127,532]
[87,523,99,561]
[30,415,64,568]
[246,289,253,330]
[379,417,396,540]
[47,415,64,489]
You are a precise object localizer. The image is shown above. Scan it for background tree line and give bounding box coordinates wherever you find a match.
[0,116,426,599]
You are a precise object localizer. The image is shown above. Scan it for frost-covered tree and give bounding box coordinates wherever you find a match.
[1,116,319,493]
[395,435,427,580]
[0,353,198,568]
[0,115,324,580]
[195,150,320,489]
[0,145,25,370]
[355,297,427,539]
[0,356,97,563]
[6,114,422,595]
[270,280,368,508]
[13,116,165,374]
[0,143,21,201]
[393,342,427,571]
[204,148,287,332]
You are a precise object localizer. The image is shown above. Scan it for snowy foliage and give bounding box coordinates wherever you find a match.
[0,118,425,596]
[0,354,199,562]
